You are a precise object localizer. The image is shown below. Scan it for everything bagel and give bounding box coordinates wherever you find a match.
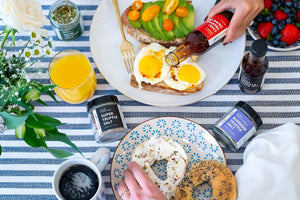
[132,136,188,199]
[175,160,237,200]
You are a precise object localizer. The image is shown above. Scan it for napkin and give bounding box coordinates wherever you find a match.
[235,123,300,200]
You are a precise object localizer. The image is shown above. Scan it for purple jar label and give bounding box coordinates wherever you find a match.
[218,108,255,146]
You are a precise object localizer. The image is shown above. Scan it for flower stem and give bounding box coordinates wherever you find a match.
[0,29,12,49]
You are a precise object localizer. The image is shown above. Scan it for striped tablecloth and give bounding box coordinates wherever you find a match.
[1,0,300,199]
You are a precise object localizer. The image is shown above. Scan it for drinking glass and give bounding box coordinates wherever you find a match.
[49,50,97,104]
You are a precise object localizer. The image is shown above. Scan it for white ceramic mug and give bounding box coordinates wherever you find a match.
[52,147,111,200]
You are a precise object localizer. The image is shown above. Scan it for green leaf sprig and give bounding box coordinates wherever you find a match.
[0,26,82,158]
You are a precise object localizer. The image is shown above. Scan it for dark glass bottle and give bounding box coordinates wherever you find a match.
[238,39,268,94]
[165,11,233,66]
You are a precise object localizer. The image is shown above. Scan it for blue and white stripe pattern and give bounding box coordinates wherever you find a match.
[1,0,300,199]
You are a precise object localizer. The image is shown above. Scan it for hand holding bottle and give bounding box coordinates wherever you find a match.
[207,0,264,44]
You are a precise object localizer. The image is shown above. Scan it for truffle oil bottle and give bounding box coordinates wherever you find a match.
[238,39,269,94]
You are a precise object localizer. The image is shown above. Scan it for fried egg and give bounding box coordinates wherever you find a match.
[164,58,206,91]
[133,43,173,87]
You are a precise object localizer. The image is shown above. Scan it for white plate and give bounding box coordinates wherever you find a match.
[110,117,226,200]
[247,26,300,51]
[90,0,245,106]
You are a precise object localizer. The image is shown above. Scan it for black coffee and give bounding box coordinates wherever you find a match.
[59,165,99,200]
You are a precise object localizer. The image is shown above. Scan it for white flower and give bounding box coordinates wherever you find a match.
[0,0,49,34]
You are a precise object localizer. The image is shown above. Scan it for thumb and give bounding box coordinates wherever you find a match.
[207,1,231,20]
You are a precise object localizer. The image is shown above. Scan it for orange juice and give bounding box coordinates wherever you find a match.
[49,50,97,104]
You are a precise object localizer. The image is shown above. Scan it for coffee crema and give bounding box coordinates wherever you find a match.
[59,165,99,200]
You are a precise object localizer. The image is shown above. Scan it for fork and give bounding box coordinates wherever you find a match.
[112,0,135,73]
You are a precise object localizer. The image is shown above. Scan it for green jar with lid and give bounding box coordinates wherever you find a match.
[49,0,84,41]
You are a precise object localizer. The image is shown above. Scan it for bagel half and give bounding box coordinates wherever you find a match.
[175,160,237,200]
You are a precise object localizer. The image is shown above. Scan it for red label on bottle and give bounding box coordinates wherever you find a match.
[196,14,230,46]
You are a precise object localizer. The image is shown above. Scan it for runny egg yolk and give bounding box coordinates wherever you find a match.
[139,55,162,79]
[178,64,201,84]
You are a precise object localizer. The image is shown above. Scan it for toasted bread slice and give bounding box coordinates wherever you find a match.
[130,74,204,95]
[121,7,185,47]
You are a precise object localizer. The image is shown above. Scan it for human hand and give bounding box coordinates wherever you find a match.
[117,161,168,200]
[207,0,264,44]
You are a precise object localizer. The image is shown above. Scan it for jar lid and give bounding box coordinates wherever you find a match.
[86,95,119,111]
[235,101,263,128]
[251,39,267,57]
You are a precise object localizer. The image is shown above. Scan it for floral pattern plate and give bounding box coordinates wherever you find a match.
[110,117,226,200]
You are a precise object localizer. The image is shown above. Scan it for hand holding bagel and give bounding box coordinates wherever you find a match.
[117,161,168,200]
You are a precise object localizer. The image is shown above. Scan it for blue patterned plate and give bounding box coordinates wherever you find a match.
[110,117,226,200]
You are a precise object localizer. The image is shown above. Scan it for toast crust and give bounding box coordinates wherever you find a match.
[130,74,204,96]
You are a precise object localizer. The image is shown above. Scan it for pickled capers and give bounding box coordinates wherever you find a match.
[51,5,77,24]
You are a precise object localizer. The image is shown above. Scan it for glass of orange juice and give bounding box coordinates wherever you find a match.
[49,50,97,104]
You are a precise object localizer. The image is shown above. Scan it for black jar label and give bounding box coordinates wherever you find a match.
[57,22,83,41]
[238,69,265,91]
[92,105,124,133]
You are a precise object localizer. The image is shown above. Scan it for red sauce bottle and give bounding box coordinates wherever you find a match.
[165,11,233,66]
[238,39,268,94]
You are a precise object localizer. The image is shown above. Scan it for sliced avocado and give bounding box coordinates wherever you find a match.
[170,12,185,38]
[159,12,175,40]
[151,1,169,41]
[129,18,141,29]
[140,2,161,40]
[139,2,155,36]
[180,4,195,34]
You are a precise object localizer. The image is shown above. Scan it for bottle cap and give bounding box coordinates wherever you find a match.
[86,95,119,112]
[251,39,267,57]
[235,101,263,128]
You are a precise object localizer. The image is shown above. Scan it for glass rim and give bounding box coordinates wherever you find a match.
[48,49,94,90]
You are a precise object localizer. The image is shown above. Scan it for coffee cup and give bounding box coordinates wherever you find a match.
[52,147,111,200]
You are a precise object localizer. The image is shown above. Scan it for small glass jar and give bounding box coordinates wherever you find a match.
[49,0,84,41]
[212,101,262,151]
[87,95,128,143]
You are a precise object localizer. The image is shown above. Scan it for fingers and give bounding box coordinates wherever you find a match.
[206,0,231,20]
[117,181,130,200]
[127,161,156,190]
[123,168,141,191]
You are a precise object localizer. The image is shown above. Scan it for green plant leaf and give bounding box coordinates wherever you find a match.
[0,145,2,155]
[44,148,73,158]
[35,99,48,106]
[26,114,65,130]
[15,123,26,139]
[0,111,30,129]
[45,128,82,156]
[23,126,47,148]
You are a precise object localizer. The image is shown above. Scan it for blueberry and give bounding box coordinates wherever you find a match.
[273,0,279,3]
[293,2,298,8]
[271,4,279,12]
[271,18,278,25]
[264,15,271,22]
[275,33,282,40]
[271,26,279,35]
[284,7,290,14]
[290,8,297,15]
[272,40,280,47]
[279,41,287,48]
[286,18,293,24]
[285,1,292,7]
[256,15,264,23]
[278,23,285,31]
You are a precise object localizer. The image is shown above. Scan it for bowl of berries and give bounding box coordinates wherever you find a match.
[247,0,300,51]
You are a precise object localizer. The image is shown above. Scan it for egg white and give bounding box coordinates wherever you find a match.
[134,43,173,87]
[164,58,206,91]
